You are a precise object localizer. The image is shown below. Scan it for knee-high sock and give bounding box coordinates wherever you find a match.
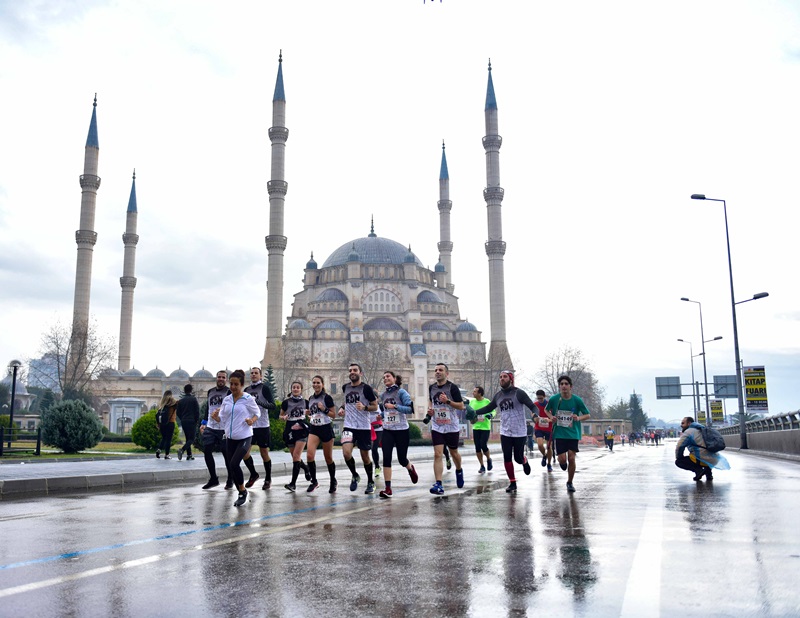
[244,455,257,476]
[345,457,357,476]
[299,459,309,473]
[308,461,317,483]
[364,462,373,479]
[264,459,272,481]
[327,461,336,480]
[291,461,301,485]
[504,461,516,482]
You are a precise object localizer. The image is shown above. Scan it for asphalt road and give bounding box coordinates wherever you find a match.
[1,443,798,617]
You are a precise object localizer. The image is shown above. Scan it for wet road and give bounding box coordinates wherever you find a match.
[1,443,799,617]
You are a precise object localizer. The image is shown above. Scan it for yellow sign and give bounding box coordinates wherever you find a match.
[744,366,768,412]
[710,400,724,423]
[697,409,706,424]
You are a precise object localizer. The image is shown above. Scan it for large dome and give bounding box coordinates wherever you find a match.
[322,235,422,268]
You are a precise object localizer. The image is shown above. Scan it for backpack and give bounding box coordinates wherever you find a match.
[155,408,165,424]
[700,426,726,453]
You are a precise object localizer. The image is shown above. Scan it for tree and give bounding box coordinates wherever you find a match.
[730,412,762,425]
[40,399,104,453]
[28,319,117,400]
[0,383,9,408]
[627,394,649,431]
[131,408,179,450]
[604,397,629,420]
[265,365,278,397]
[349,334,405,389]
[534,346,605,417]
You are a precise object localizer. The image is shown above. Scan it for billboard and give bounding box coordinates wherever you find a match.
[710,399,724,423]
[713,375,738,399]
[655,376,681,400]
[744,366,768,412]
[697,409,706,424]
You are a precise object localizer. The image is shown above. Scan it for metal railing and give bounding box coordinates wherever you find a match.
[718,412,800,435]
[0,426,42,457]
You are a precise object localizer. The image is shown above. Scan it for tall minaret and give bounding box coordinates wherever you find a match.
[437,141,454,293]
[70,95,101,354]
[263,52,289,367]
[118,170,139,372]
[482,61,513,370]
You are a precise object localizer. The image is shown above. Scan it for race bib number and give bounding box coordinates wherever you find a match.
[341,430,354,444]
[557,412,573,428]
[311,414,325,426]
[386,412,399,425]
[537,417,550,428]
[435,409,450,424]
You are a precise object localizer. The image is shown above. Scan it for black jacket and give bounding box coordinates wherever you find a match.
[176,394,200,425]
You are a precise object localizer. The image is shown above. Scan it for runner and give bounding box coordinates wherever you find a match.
[474,371,536,493]
[545,375,592,493]
[244,367,276,490]
[306,375,338,493]
[470,386,494,474]
[337,363,379,494]
[200,370,231,490]
[214,369,260,507]
[426,363,465,495]
[604,426,615,451]
[532,389,553,471]
[370,405,383,479]
[280,381,310,492]
[377,371,419,498]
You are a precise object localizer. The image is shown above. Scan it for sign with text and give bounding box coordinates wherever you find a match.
[697,409,706,424]
[744,366,768,412]
[713,375,738,399]
[710,399,724,423]
[655,376,681,400]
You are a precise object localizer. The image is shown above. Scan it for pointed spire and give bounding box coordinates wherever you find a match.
[86,93,99,148]
[273,50,285,102]
[485,59,497,111]
[127,169,137,213]
[439,140,449,180]
[369,215,377,237]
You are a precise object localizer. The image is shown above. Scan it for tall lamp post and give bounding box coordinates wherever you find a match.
[676,339,699,415]
[691,194,769,447]
[680,298,723,424]
[7,360,22,447]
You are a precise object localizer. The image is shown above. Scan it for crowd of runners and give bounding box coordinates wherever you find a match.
[156,363,596,507]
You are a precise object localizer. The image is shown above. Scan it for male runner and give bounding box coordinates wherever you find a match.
[426,363,465,495]
[532,389,553,471]
[244,367,277,489]
[604,426,615,451]
[545,375,591,493]
[200,370,231,489]
[470,386,494,474]
[337,363,379,494]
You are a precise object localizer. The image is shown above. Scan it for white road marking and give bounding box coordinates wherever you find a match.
[620,504,663,617]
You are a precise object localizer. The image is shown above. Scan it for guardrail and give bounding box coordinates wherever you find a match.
[718,412,800,435]
[0,426,42,457]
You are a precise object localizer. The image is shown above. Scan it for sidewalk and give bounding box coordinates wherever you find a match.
[0,445,502,498]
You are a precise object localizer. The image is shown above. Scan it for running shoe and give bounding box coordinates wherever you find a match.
[523,459,531,475]
[202,477,219,490]
[486,458,493,471]
[224,480,234,490]
[379,487,393,499]
[155,450,160,459]
[446,459,452,471]
[329,478,338,494]
[365,481,375,494]
[547,463,553,472]
[374,466,381,478]
[430,482,445,495]
[262,480,271,490]
[303,463,311,482]
[478,465,486,474]
[566,482,576,493]
[245,472,260,488]
[234,490,247,507]
[284,483,296,492]
[350,474,361,492]
[187,455,195,460]
[506,481,517,493]
[307,481,319,493]
[408,465,419,484]
[541,456,547,467]
[177,448,184,461]
[164,455,171,459]
[560,461,568,471]
[456,469,464,488]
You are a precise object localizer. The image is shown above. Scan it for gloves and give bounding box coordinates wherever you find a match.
[484,413,494,421]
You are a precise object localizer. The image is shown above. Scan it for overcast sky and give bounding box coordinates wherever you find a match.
[1,0,798,421]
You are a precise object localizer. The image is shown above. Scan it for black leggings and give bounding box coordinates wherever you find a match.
[501,435,526,464]
[473,429,490,453]
[372,430,383,467]
[381,429,410,468]
[158,423,175,454]
[225,437,252,487]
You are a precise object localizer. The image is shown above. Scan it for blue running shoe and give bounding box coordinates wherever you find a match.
[487,458,493,471]
[349,474,361,492]
[456,469,464,488]
[430,482,445,495]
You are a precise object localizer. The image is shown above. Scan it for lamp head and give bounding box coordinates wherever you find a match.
[9,359,22,369]
[691,194,706,200]
[680,297,690,302]
[713,336,723,341]
[753,292,769,300]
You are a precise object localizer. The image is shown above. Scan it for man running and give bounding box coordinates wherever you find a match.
[604,426,615,451]
[426,363,465,495]
[200,370,231,489]
[244,367,276,490]
[470,386,493,474]
[532,389,553,471]
[337,363,379,494]
[545,375,591,493]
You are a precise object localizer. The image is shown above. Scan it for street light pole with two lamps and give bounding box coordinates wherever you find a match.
[680,298,723,425]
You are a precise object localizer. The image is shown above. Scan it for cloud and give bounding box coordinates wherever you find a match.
[0,1,103,45]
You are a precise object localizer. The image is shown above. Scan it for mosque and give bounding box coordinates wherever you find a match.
[61,55,514,430]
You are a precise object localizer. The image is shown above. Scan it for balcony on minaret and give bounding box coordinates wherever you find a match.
[483,186,504,202]
[75,230,98,246]
[79,174,101,190]
[485,240,507,256]
[482,135,503,150]
[268,126,289,143]
[267,180,288,196]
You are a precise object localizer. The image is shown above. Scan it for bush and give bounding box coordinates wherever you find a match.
[270,418,286,450]
[131,409,179,450]
[40,400,104,454]
[408,423,422,440]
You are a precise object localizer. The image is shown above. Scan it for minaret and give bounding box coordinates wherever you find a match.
[437,141,454,293]
[483,60,513,370]
[118,170,139,372]
[70,95,101,356]
[263,52,289,367]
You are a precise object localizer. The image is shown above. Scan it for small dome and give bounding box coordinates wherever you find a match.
[306,252,318,270]
[364,318,403,331]
[289,319,312,329]
[347,244,361,262]
[404,246,416,264]
[456,321,478,332]
[100,368,122,377]
[193,368,214,379]
[417,290,443,303]
[422,320,449,331]
[124,367,143,377]
[169,368,190,379]
[315,288,348,302]
[146,368,166,378]
[434,261,446,273]
[317,319,347,330]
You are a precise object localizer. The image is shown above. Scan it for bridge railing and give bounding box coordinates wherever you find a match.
[718,411,800,435]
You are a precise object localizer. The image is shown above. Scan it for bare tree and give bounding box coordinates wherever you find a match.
[28,319,117,400]
[534,346,605,417]
[349,334,405,389]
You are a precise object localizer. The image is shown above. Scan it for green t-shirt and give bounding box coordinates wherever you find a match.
[471,397,493,430]
[546,394,589,440]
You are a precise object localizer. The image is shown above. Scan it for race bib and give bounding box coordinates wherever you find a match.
[434,408,450,424]
[557,412,573,428]
[537,417,550,427]
[386,412,399,425]
[341,430,354,444]
[311,414,325,426]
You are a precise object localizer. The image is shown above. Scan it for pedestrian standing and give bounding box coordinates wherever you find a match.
[155,390,178,459]
[176,384,200,461]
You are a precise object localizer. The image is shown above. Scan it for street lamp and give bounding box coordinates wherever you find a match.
[676,339,699,415]
[691,193,769,447]
[680,298,721,424]
[7,360,22,447]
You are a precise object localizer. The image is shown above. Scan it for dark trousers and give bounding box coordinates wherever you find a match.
[382,429,410,468]
[226,437,253,487]
[158,423,175,454]
[181,423,197,456]
[675,456,704,475]
[501,435,526,464]
[372,430,383,467]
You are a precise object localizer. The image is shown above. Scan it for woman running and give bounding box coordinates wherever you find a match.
[155,390,178,459]
[215,369,260,507]
[305,375,338,493]
[378,371,419,498]
[281,381,310,492]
